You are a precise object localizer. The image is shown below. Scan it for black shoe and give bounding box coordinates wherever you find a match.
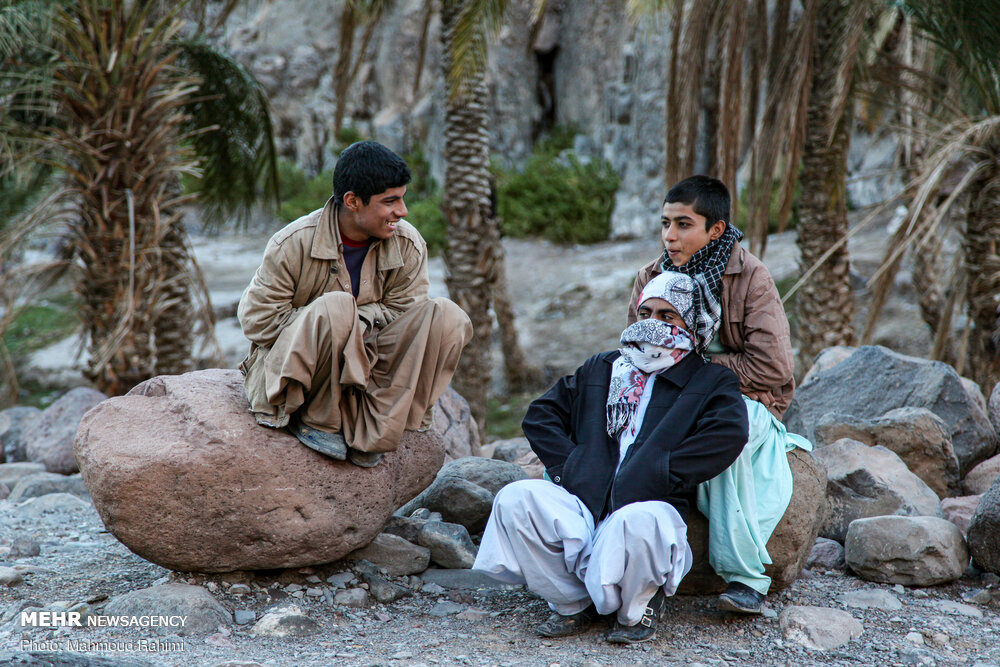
[535,605,596,638]
[605,588,665,644]
[292,422,347,460]
[347,447,384,468]
[717,582,765,614]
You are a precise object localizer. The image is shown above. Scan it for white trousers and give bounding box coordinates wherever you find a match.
[472,479,693,625]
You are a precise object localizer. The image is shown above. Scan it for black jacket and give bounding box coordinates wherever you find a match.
[522,351,749,521]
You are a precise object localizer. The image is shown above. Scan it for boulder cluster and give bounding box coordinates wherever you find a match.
[1,344,999,652]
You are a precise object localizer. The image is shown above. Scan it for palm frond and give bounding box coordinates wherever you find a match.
[444,0,509,101]
[175,38,279,226]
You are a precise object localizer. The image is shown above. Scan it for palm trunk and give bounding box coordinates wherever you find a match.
[440,0,498,440]
[964,167,1000,390]
[796,0,856,367]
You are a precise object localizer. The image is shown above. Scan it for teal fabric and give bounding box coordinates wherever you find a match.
[696,396,812,594]
[704,335,730,357]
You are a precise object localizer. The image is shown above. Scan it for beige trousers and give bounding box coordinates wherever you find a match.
[260,293,472,453]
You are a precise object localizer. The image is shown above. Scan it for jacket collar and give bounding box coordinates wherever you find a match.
[600,348,704,390]
[311,197,405,271]
[723,242,744,275]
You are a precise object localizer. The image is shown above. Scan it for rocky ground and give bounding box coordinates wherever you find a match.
[0,488,999,667]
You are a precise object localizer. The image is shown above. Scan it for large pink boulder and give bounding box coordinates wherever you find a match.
[74,369,444,572]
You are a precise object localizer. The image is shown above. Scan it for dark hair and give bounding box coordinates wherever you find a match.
[664,175,730,230]
[332,141,411,207]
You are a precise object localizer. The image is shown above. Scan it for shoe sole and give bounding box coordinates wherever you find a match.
[347,452,383,468]
[717,595,763,615]
[292,425,347,460]
[605,630,657,644]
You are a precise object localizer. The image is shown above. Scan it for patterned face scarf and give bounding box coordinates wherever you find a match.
[607,274,697,438]
[660,222,743,353]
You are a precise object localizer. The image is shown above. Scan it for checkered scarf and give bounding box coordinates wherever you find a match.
[660,223,743,353]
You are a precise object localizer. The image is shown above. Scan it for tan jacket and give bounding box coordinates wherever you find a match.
[627,245,795,418]
[238,198,429,407]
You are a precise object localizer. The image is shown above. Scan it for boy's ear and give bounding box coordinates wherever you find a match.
[343,191,359,210]
[709,220,727,240]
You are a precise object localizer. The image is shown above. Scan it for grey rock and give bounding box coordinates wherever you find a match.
[815,408,960,498]
[333,588,369,608]
[0,462,46,487]
[14,493,93,518]
[838,589,902,610]
[9,538,41,558]
[395,457,527,533]
[432,387,481,460]
[845,516,969,586]
[417,521,477,569]
[779,605,863,650]
[234,610,256,625]
[427,601,466,617]
[326,572,354,588]
[419,568,522,591]
[358,567,412,604]
[0,482,7,500]
[24,387,106,474]
[227,583,251,595]
[0,405,42,462]
[104,584,231,635]
[784,346,998,476]
[814,439,942,542]
[968,476,1000,574]
[348,533,430,577]
[964,453,1000,495]
[490,437,531,463]
[801,346,856,386]
[931,599,983,618]
[806,537,846,572]
[381,515,429,543]
[8,472,90,502]
[962,588,993,605]
[0,566,24,586]
[251,604,321,637]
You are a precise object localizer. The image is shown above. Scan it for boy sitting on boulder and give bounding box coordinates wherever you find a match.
[237,141,472,467]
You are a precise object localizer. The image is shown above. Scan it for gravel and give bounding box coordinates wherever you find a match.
[0,494,998,667]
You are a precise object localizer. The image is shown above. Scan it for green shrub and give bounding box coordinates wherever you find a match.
[496,150,619,245]
[276,159,334,222]
[405,194,447,256]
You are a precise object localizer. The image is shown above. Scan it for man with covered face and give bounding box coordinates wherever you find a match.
[473,272,749,644]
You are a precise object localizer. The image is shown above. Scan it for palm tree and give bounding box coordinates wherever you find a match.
[862,0,1000,390]
[0,0,278,397]
[439,0,532,437]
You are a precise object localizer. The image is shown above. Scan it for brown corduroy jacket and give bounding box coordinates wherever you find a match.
[626,244,795,419]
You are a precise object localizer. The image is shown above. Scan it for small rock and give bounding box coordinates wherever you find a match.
[7,472,91,502]
[234,610,256,625]
[930,633,950,647]
[326,572,354,588]
[0,406,42,462]
[455,607,490,621]
[0,566,24,586]
[333,588,369,608]
[305,587,323,597]
[982,572,1000,586]
[968,476,1000,574]
[419,568,522,591]
[8,538,41,558]
[962,589,993,605]
[779,605,863,650]
[24,387,107,473]
[427,601,466,617]
[348,532,431,576]
[838,589,902,610]
[382,515,429,543]
[806,537,846,572]
[762,606,777,619]
[284,583,302,592]
[905,631,925,645]
[417,521,477,569]
[941,495,983,536]
[931,600,983,618]
[228,583,252,595]
[0,461,46,488]
[251,604,321,637]
[422,582,446,595]
[104,583,231,635]
[845,516,969,586]
[491,437,532,463]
